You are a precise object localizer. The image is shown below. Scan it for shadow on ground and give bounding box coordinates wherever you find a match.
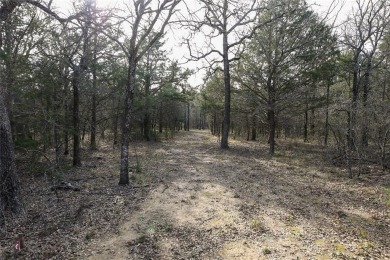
[88,130,390,259]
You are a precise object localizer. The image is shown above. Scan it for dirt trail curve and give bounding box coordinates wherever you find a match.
[87,130,390,260]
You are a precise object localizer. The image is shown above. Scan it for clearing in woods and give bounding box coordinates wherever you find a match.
[87,130,390,259]
[1,130,389,259]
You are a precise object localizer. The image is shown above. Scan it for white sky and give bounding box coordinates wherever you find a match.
[52,0,357,86]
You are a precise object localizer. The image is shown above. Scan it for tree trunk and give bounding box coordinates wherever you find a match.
[119,55,136,185]
[350,49,360,150]
[251,115,256,141]
[268,109,276,155]
[246,116,250,141]
[72,68,82,167]
[304,107,308,143]
[143,112,151,141]
[53,122,61,165]
[220,8,231,149]
[186,102,190,131]
[90,91,97,150]
[64,101,70,156]
[213,113,217,136]
[143,71,151,141]
[4,19,15,139]
[346,110,353,178]
[324,81,330,146]
[158,102,163,133]
[0,7,24,228]
[361,55,372,147]
[90,43,97,150]
[53,90,62,165]
[113,97,120,148]
[0,89,24,225]
[310,108,315,137]
[266,61,277,155]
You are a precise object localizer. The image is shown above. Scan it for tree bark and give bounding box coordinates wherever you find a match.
[63,101,70,156]
[220,0,231,149]
[267,68,277,155]
[304,106,309,143]
[361,55,372,147]
[350,49,361,150]
[90,88,97,150]
[72,68,82,167]
[0,3,24,227]
[113,96,121,147]
[0,87,24,223]
[220,41,231,148]
[53,90,62,165]
[268,109,276,155]
[90,62,97,150]
[251,115,256,141]
[143,72,151,141]
[310,108,315,137]
[4,19,15,139]
[119,55,136,185]
[159,101,163,133]
[90,2,98,151]
[324,81,330,146]
[73,1,92,164]
[186,102,190,131]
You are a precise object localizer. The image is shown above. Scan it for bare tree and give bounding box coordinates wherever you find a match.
[342,0,389,146]
[341,0,389,177]
[70,0,94,166]
[104,0,181,185]
[182,0,278,149]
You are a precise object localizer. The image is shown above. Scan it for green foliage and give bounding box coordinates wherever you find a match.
[14,138,39,150]
[200,70,224,111]
[249,219,265,231]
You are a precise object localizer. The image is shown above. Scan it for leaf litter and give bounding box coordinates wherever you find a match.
[1,130,389,259]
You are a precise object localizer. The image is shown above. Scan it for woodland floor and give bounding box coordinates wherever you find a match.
[1,130,390,259]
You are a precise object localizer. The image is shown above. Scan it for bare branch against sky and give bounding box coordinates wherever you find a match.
[52,0,356,86]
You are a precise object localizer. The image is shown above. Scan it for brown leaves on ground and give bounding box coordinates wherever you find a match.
[1,130,389,259]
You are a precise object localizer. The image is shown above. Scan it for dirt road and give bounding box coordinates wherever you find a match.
[87,130,390,259]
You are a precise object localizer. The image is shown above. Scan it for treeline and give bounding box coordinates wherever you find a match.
[198,0,390,176]
[0,0,193,227]
[3,3,196,157]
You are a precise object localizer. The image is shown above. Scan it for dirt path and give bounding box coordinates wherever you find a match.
[87,130,390,259]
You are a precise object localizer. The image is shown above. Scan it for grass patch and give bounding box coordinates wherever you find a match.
[262,247,272,255]
[136,158,142,174]
[334,243,346,253]
[249,219,262,230]
[130,157,151,186]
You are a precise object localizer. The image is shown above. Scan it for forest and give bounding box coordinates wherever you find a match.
[0,0,389,259]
